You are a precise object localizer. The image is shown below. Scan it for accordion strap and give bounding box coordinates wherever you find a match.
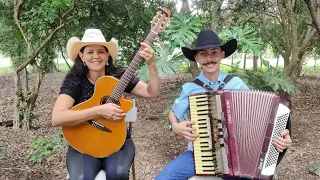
[193,75,233,91]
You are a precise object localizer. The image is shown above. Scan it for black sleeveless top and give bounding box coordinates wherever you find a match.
[59,69,140,106]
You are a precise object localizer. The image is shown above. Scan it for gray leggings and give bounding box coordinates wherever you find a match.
[66,137,135,180]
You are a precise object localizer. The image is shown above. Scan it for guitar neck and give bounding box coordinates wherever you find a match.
[109,30,158,101]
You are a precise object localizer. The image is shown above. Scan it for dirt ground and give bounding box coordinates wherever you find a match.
[0,71,319,180]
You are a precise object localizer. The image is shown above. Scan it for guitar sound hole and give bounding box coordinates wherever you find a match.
[100,96,119,105]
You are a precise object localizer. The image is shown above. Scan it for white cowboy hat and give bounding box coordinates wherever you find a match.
[66,29,119,62]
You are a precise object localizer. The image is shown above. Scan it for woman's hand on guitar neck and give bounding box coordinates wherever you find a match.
[171,120,199,142]
[98,103,126,121]
[139,42,155,66]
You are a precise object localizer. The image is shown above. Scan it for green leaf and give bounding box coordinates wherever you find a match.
[159,13,207,48]
[138,42,186,81]
[307,164,318,173]
[244,63,300,96]
[27,136,59,163]
[0,149,5,159]
[220,26,264,55]
[162,106,172,115]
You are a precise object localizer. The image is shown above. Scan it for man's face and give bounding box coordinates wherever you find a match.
[194,47,225,75]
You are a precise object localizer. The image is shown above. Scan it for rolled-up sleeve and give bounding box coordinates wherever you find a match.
[172,84,192,121]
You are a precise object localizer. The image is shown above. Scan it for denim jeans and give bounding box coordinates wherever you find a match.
[155,150,250,180]
[67,137,134,180]
[155,150,195,180]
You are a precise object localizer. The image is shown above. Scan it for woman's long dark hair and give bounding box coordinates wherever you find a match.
[68,46,125,78]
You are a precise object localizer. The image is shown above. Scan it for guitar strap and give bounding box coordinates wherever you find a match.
[192,75,233,91]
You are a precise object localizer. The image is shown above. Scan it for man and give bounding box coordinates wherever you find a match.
[155,29,292,180]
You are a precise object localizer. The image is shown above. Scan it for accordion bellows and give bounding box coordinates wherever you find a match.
[188,90,290,180]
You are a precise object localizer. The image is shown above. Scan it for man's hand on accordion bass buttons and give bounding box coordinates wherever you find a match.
[273,129,292,152]
[171,120,199,142]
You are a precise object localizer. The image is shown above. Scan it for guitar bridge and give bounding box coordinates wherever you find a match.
[88,120,112,133]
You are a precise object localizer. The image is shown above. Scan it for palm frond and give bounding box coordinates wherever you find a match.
[220,26,264,55]
[138,42,186,82]
[244,59,300,97]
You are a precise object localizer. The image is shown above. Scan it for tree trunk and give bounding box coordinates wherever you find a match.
[23,67,29,91]
[23,61,43,129]
[180,0,190,13]
[242,53,247,69]
[13,70,22,129]
[210,0,223,32]
[189,61,199,78]
[276,55,280,67]
[304,0,320,36]
[291,58,304,78]
[231,55,234,66]
[180,0,199,78]
[13,65,43,130]
[253,55,258,71]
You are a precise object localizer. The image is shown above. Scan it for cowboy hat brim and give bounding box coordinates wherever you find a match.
[181,39,237,61]
[67,37,118,62]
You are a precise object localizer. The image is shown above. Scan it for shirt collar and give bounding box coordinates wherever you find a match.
[196,71,226,86]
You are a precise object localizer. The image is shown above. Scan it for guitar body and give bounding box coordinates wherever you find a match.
[62,76,133,158]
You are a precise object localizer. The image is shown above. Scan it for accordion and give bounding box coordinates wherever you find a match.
[188,89,290,180]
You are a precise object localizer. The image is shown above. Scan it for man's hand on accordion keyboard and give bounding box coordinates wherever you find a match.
[273,129,292,152]
[171,120,199,142]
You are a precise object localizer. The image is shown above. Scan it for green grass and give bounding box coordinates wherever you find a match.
[56,63,71,72]
[302,64,320,72]
[0,61,319,75]
[220,64,232,72]
[0,62,72,73]
[0,66,13,73]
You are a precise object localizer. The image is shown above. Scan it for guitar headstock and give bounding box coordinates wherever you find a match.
[151,7,171,34]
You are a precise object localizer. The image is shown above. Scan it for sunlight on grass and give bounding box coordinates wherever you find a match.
[0,66,13,73]
[220,64,231,72]
[0,60,319,76]
[56,63,72,72]
[303,64,320,72]
[0,62,72,73]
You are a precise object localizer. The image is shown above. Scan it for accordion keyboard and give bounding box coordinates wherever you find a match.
[189,93,226,176]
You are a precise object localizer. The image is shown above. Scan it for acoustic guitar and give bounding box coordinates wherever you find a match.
[62,8,171,158]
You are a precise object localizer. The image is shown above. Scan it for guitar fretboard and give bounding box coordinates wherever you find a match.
[108,30,158,102]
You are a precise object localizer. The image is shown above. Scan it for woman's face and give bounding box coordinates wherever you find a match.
[79,44,109,72]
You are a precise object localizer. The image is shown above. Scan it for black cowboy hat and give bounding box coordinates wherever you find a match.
[181,29,237,61]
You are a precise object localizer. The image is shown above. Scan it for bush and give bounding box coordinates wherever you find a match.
[27,137,59,163]
[243,59,300,98]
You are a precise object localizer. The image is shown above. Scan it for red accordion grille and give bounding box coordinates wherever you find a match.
[228,90,278,177]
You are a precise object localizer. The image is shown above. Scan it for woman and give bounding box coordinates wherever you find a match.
[51,29,159,180]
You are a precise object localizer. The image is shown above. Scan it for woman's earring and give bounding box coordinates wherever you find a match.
[106,61,109,66]
[83,61,86,66]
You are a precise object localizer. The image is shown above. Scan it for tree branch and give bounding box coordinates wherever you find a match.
[13,0,32,51]
[304,0,320,36]
[57,38,71,69]
[258,12,285,58]
[298,27,318,58]
[60,0,76,24]
[236,15,256,26]
[15,0,76,73]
